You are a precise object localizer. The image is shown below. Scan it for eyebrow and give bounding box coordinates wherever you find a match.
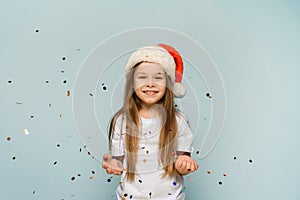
[135,72,164,75]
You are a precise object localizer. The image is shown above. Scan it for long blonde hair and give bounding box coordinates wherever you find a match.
[109,62,179,181]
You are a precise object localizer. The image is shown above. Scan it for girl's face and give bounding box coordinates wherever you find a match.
[133,62,167,108]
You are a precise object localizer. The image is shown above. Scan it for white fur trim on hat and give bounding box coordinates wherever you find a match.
[125,45,186,98]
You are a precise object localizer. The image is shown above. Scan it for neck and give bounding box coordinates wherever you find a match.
[139,104,163,119]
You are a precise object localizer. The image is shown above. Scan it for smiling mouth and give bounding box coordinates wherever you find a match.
[143,90,158,95]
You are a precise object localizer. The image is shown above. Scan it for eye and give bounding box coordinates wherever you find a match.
[138,76,147,79]
[155,76,164,80]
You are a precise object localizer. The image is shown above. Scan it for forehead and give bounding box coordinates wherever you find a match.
[134,62,165,74]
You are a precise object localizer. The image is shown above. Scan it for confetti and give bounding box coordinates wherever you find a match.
[206,93,212,98]
[143,159,147,163]
[24,128,29,135]
[67,90,70,96]
[218,181,223,185]
[101,83,107,91]
[234,156,237,160]
[196,151,200,155]
[91,170,95,174]
[223,173,227,177]
[57,144,61,147]
[207,170,211,175]
[35,29,39,33]
[189,177,193,182]
[53,161,57,165]
[249,159,253,163]
[138,179,142,183]
[6,137,11,141]
[63,80,67,84]
[173,181,177,186]
[107,178,111,182]
[8,80,13,84]
[71,177,75,181]
[89,176,93,180]
[12,156,16,160]
[45,80,49,84]
[62,57,66,61]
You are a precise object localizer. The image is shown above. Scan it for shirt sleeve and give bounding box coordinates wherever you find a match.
[110,115,126,156]
[176,113,194,153]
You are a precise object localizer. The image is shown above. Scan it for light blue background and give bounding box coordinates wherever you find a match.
[1,0,299,199]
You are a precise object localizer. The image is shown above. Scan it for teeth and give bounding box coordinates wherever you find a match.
[145,91,156,95]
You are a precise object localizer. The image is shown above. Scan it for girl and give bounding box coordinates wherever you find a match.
[102,44,198,200]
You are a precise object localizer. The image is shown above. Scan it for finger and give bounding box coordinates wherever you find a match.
[176,159,183,169]
[181,160,187,169]
[106,168,112,174]
[190,163,196,172]
[186,162,191,171]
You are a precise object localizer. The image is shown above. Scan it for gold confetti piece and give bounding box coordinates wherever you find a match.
[24,128,29,135]
[207,170,211,174]
[143,159,147,163]
[67,90,70,96]
[6,137,11,141]
[223,173,227,177]
[89,176,93,180]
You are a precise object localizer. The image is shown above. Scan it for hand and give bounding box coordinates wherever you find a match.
[102,154,125,175]
[175,155,198,175]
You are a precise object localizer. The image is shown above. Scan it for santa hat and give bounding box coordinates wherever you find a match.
[125,44,186,98]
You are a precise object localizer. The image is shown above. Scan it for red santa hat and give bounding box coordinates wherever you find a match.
[125,44,186,98]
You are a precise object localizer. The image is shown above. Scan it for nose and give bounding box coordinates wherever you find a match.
[145,77,155,87]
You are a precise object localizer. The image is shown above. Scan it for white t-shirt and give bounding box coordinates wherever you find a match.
[110,113,193,200]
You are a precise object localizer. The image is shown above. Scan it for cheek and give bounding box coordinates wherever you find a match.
[133,79,144,90]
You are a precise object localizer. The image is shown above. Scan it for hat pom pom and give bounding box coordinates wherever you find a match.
[174,83,186,98]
